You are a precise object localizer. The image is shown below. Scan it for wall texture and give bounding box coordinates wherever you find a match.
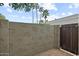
[0,20,9,56]
[9,22,60,56]
[0,20,60,56]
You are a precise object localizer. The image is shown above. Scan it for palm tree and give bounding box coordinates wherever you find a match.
[9,3,39,23]
[39,7,44,22]
[0,3,4,6]
[9,3,31,12]
[30,3,39,23]
[42,9,49,23]
[35,3,39,24]
[0,3,49,24]
[30,3,35,23]
[39,20,44,24]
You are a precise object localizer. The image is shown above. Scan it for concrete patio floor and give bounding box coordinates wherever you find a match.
[35,49,73,56]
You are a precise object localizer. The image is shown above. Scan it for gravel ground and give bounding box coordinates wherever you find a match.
[35,49,73,56]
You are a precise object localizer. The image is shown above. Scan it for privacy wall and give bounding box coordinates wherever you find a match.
[0,20,60,56]
[0,20,9,56]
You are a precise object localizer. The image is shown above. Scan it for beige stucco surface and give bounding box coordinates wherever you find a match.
[0,20,60,56]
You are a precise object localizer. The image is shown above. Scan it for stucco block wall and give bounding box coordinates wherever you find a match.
[0,20,9,56]
[54,25,60,48]
[0,20,60,56]
[9,22,60,56]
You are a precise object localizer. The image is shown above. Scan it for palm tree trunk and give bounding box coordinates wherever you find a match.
[45,17,46,24]
[36,6,38,24]
[40,13,41,21]
[32,8,34,23]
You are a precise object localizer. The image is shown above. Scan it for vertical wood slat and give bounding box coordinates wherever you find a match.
[60,23,78,55]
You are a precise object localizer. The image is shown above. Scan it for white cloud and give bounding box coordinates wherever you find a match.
[69,3,79,9]
[7,8,12,13]
[21,16,26,19]
[4,3,13,13]
[69,5,73,8]
[18,11,23,14]
[61,13,66,16]
[72,3,79,8]
[39,3,58,11]
[68,12,73,15]
[12,15,18,17]
[4,3,10,7]
[47,15,59,21]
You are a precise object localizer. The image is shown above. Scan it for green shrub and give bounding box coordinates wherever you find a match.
[0,14,5,20]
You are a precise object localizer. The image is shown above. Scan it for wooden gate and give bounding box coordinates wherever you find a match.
[60,23,78,54]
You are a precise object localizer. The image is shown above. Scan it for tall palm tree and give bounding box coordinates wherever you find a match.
[30,3,39,23]
[39,7,44,21]
[35,3,39,23]
[30,3,35,23]
[31,7,34,23]
[39,20,44,24]
[42,9,49,23]
[9,3,39,23]
[0,3,44,23]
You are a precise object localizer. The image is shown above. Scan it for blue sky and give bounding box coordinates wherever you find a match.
[0,3,79,23]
